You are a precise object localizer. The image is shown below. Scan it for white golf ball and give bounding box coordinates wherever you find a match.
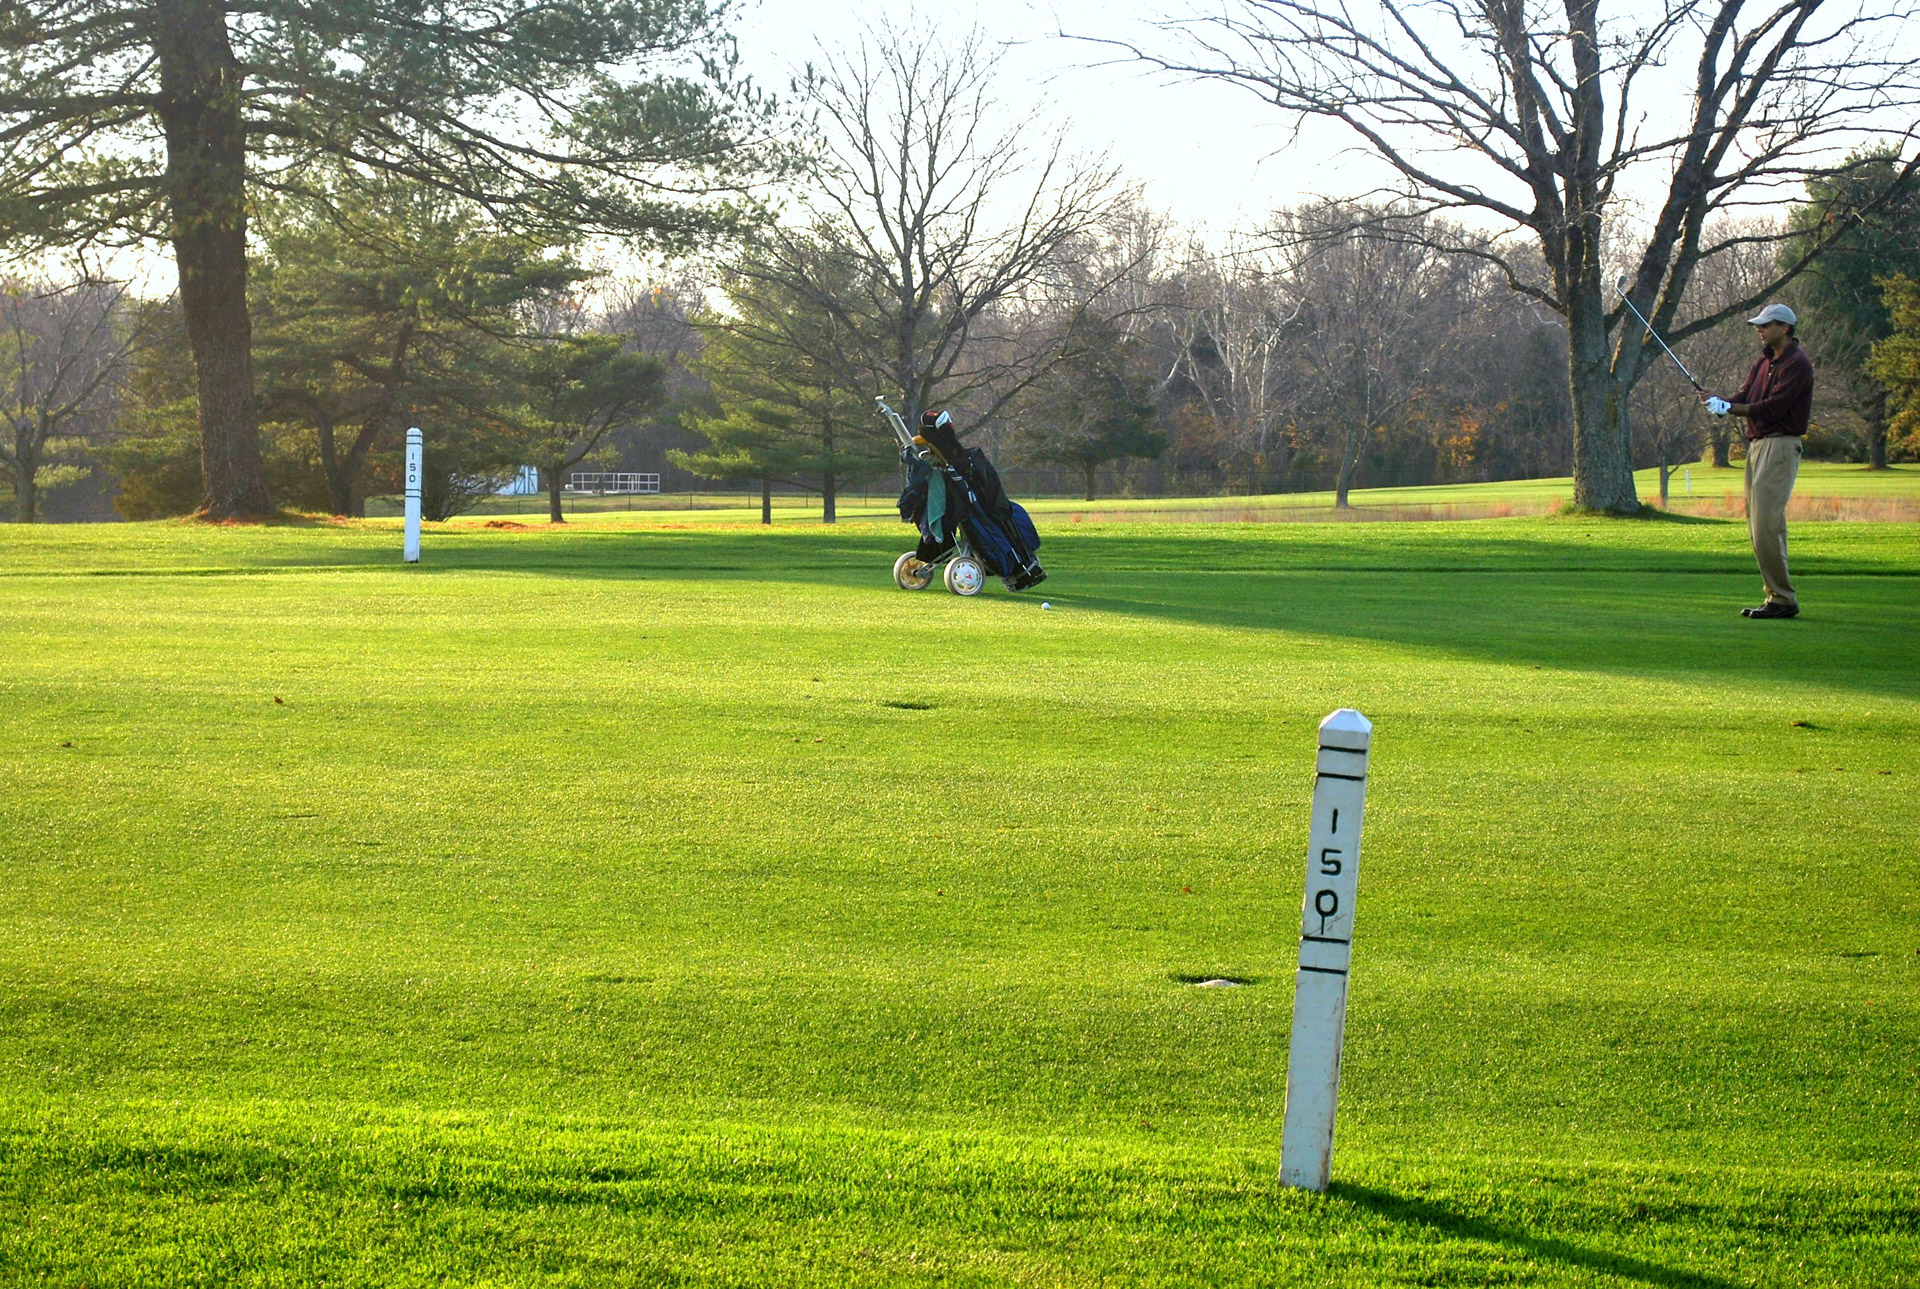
[1041,602,1051,610]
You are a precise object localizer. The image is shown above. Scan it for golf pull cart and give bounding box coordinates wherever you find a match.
[877,398,1045,597]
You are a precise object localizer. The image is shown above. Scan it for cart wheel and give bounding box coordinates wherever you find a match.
[944,556,985,596]
[893,552,934,590]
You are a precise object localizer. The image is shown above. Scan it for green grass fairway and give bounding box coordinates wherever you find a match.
[441,462,1920,525]
[2,514,1917,1286]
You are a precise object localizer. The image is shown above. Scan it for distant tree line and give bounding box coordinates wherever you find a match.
[3,5,1918,523]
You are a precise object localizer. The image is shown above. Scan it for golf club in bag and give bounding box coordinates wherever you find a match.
[877,398,1045,596]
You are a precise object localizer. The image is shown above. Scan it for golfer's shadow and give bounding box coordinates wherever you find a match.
[1329,1182,1739,1289]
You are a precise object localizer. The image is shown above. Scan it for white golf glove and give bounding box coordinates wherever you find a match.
[1705,397,1731,417]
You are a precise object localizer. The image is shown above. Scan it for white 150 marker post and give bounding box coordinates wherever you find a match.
[1280,707,1372,1192]
[403,427,423,564]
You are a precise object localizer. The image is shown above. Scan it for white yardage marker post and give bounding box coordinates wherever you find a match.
[403,427,423,564]
[1280,708,1373,1192]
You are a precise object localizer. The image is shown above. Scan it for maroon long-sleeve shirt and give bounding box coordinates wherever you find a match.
[1735,339,1814,440]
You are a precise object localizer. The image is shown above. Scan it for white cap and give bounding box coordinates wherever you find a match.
[1747,303,1797,326]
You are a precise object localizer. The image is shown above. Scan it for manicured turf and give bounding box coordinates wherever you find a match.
[438,461,1920,525]
[2,512,1916,1286]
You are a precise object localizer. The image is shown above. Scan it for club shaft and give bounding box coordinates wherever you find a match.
[1619,296,1701,390]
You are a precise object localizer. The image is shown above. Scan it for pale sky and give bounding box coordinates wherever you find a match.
[729,0,1370,240]
[91,0,1338,293]
[77,0,1917,292]
[730,0,1920,246]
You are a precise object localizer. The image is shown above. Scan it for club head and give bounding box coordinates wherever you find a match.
[1614,274,1631,295]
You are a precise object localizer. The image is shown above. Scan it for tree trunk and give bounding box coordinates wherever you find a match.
[1334,425,1363,508]
[1567,296,1640,512]
[315,418,347,515]
[820,419,837,523]
[1710,425,1732,468]
[334,420,386,516]
[1866,387,1889,470]
[313,409,377,518]
[322,338,413,514]
[759,476,771,525]
[548,472,565,523]
[156,0,271,521]
[1083,460,1096,501]
[14,459,36,523]
[8,426,37,521]
[1658,461,1672,507]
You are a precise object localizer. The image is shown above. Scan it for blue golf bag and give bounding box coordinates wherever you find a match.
[879,401,1045,596]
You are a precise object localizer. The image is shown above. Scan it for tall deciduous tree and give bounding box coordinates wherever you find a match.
[1,274,137,521]
[1275,204,1465,507]
[1018,315,1165,500]
[1156,236,1305,492]
[1113,0,1920,512]
[1,0,775,518]
[732,21,1126,436]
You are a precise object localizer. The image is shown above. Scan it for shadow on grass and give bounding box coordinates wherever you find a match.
[1048,571,1919,699]
[1334,1182,1739,1289]
[1549,504,1723,525]
[10,524,1917,697]
[12,518,1914,581]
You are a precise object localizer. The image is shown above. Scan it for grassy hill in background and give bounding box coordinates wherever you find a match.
[395,462,1920,526]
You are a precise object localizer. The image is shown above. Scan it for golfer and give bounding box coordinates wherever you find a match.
[1702,303,1813,620]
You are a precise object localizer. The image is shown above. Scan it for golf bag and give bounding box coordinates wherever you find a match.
[880,401,1045,595]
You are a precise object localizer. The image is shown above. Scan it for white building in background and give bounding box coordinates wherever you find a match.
[498,467,540,496]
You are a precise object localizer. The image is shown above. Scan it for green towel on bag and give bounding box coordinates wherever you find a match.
[924,472,946,542]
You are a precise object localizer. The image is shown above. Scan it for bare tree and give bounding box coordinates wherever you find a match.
[1,275,138,522]
[1633,366,1709,503]
[970,193,1177,464]
[1107,0,1920,512]
[1012,311,1165,499]
[599,275,709,400]
[1275,204,1467,506]
[1171,238,1307,491]
[733,20,1128,442]
[1438,262,1575,482]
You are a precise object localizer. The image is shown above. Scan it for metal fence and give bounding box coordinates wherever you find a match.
[566,473,661,495]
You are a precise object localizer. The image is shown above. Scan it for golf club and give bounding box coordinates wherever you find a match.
[1614,274,1704,393]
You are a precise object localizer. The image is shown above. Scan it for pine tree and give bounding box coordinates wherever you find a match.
[1868,276,1920,462]
[252,177,591,516]
[1783,151,1920,467]
[2,1,776,517]
[675,258,894,524]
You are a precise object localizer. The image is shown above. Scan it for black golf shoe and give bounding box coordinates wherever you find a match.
[1741,602,1799,619]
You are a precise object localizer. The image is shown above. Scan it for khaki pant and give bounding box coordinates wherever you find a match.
[1745,434,1801,607]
